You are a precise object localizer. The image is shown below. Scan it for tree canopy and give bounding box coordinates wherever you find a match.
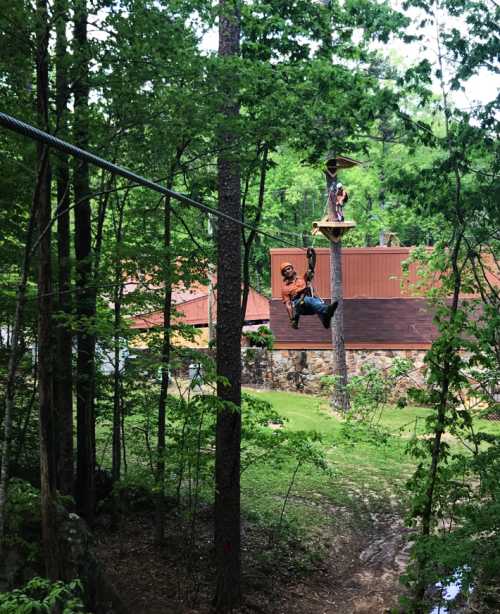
[0,0,498,611]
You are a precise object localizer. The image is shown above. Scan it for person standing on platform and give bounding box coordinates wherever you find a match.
[333,182,349,222]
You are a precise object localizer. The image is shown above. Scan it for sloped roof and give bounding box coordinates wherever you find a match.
[123,275,210,303]
[270,297,436,349]
[130,286,269,329]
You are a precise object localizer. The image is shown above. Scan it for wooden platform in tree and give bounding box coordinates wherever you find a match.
[312,220,356,242]
[325,156,363,172]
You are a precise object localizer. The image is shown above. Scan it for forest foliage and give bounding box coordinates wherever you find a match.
[0,0,498,612]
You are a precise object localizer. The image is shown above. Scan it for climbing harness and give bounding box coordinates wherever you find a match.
[290,247,324,329]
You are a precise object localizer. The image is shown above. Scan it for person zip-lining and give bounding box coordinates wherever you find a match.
[281,248,338,329]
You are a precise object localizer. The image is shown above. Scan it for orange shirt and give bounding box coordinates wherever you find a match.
[281,273,307,303]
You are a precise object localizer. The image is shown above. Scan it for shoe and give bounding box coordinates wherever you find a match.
[320,300,338,329]
[291,315,300,329]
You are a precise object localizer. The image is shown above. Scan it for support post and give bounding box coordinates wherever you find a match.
[325,161,350,411]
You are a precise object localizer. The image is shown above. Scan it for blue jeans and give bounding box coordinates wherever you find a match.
[293,295,328,317]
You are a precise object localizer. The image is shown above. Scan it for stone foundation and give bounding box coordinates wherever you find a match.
[241,348,427,397]
[175,347,428,397]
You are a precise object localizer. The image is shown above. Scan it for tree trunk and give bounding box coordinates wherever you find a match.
[73,0,95,522]
[111,196,126,484]
[325,168,349,411]
[413,232,463,612]
[214,1,242,609]
[155,152,180,544]
[208,215,216,344]
[0,197,37,557]
[36,0,60,580]
[54,0,73,496]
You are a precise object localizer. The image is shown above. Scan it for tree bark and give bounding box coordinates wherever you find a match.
[111,195,126,484]
[36,0,60,580]
[325,167,349,411]
[214,1,242,610]
[154,143,185,542]
[73,0,95,522]
[54,0,73,496]
[154,157,177,544]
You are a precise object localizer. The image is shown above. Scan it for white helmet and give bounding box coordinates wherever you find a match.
[337,182,343,188]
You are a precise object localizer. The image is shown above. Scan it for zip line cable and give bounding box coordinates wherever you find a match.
[0,112,307,251]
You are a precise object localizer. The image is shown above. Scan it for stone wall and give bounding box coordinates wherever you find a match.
[175,347,428,397]
[240,348,427,397]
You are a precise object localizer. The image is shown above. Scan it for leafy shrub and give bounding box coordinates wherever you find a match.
[396,396,408,408]
[407,386,431,406]
[113,477,157,512]
[5,479,40,535]
[0,577,88,613]
[322,360,413,446]
[2,480,42,567]
[323,358,412,422]
[243,326,274,349]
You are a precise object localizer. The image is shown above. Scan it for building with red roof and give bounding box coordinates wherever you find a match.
[130,280,269,347]
[270,247,438,350]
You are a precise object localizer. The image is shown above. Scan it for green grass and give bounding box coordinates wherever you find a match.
[249,389,342,434]
[241,390,420,533]
[96,385,499,541]
[249,388,433,435]
[475,415,500,436]
[241,389,499,535]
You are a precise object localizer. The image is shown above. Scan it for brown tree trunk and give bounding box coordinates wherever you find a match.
[154,207,172,544]
[111,195,126,484]
[155,151,181,544]
[36,0,60,580]
[325,168,349,411]
[214,1,242,609]
[54,0,73,496]
[73,0,95,522]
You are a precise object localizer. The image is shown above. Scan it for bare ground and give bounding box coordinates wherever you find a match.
[95,495,413,614]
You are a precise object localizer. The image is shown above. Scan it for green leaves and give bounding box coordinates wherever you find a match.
[0,577,89,614]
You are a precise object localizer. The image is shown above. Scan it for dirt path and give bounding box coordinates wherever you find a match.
[271,507,412,614]
[95,498,412,613]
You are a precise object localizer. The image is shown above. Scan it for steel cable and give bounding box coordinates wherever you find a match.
[0,112,306,250]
